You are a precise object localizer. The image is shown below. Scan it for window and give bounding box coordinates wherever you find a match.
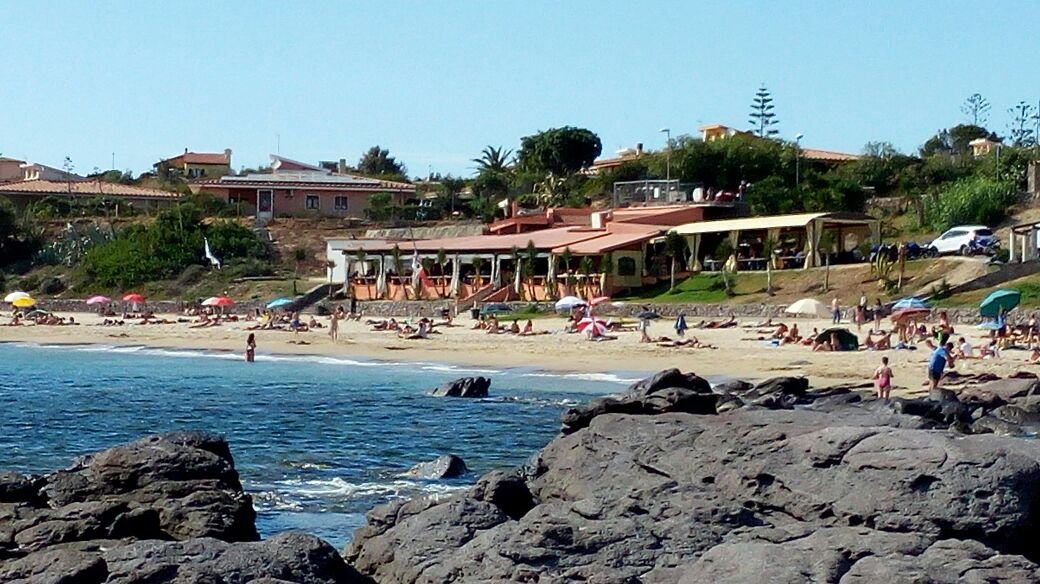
[187,167,204,178]
[305,195,320,210]
[617,257,637,276]
[334,196,349,210]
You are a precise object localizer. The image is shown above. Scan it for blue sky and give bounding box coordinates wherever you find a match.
[1,1,1037,178]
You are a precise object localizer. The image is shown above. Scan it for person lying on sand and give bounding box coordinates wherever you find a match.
[863,330,891,351]
[743,318,773,329]
[657,337,715,349]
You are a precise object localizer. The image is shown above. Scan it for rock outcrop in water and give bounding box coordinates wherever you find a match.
[403,455,468,480]
[0,431,368,584]
[431,376,490,398]
[346,369,1040,583]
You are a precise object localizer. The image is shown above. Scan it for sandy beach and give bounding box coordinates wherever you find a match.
[2,309,1033,395]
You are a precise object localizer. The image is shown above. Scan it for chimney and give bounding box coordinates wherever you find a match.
[636,143,643,155]
[510,199,519,218]
[224,148,232,164]
[338,158,347,174]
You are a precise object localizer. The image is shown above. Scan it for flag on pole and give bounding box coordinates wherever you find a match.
[204,238,221,269]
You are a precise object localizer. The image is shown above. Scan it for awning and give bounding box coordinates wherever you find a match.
[670,212,876,236]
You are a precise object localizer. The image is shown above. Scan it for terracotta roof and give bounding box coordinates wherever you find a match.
[0,157,25,163]
[159,151,230,166]
[194,171,415,192]
[551,228,663,255]
[0,179,180,199]
[800,148,861,162]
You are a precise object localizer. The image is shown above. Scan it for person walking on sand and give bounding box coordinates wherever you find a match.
[873,298,883,332]
[927,342,955,391]
[639,315,652,343]
[874,355,893,399]
[831,297,841,324]
[329,310,341,343]
[245,333,256,363]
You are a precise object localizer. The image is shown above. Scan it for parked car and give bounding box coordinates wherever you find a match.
[926,226,999,257]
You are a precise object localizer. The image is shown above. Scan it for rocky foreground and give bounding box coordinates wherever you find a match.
[346,370,1040,583]
[0,431,368,583]
[6,371,1040,583]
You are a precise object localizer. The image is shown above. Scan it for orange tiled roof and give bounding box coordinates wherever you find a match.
[0,179,181,199]
[801,148,861,162]
[160,151,230,166]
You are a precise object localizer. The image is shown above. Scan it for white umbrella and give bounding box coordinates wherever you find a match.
[555,296,587,312]
[785,298,831,318]
[4,291,29,303]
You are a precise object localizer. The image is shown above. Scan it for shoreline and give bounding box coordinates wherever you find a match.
[3,309,1035,393]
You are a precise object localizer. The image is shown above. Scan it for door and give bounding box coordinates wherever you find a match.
[257,189,273,219]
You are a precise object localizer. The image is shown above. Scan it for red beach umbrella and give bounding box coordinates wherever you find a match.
[122,293,146,303]
[576,317,609,337]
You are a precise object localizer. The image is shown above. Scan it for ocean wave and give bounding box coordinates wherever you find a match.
[263,477,470,499]
[517,371,641,385]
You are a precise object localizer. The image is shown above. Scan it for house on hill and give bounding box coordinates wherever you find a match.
[155,149,233,179]
[191,155,415,220]
[0,177,181,212]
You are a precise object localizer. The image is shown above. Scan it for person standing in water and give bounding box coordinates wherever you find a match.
[245,333,256,363]
[329,309,341,343]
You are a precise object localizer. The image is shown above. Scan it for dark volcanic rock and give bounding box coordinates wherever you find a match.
[431,376,490,398]
[628,368,712,395]
[404,455,468,479]
[0,432,365,584]
[347,369,1040,583]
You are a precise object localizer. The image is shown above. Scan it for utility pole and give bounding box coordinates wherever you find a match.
[795,134,804,189]
[660,127,671,197]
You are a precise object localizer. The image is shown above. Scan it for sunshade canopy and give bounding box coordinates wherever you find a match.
[785,298,830,318]
[980,289,1021,319]
[815,327,859,351]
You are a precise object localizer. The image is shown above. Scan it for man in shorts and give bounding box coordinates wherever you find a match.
[927,342,955,391]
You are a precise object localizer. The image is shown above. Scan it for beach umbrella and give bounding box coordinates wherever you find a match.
[815,327,859,351]
[890,308,931,322]
[85,295,111,305]
[555,296,586,312]
[638,309,660,320]
[266,297,293,309]
[122,293,146,304]
[784,298,831,318]
[892,297,929,311]
[590,296,611,307]
[576,317,608,337]
[980,289,1021,319]
[11,296,36,308]
[4,291,29,303]
[202,296,235,307]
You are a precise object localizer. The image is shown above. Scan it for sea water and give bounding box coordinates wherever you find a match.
[0,342,634,548]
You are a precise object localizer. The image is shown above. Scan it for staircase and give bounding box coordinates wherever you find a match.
[286,282,338,313]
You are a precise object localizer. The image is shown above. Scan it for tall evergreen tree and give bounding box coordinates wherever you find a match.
[961,93,991,126]
[1007,101,1038,147]
[748,84,779,138]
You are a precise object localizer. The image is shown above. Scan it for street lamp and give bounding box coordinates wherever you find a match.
[660,127,671,195]
[794,133,804,189]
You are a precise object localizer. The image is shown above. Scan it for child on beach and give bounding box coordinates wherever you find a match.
[245,333,256,363]
[873,356,893,399]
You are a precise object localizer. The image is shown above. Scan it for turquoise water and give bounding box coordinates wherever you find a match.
[0,342,630,547]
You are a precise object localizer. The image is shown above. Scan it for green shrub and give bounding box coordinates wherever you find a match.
[226,258,275,278]
[176,264,208,286]
[926,177,1018,231]
[17,274,40,292]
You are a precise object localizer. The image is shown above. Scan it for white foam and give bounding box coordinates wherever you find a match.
[518,371,640,385]
[270,477,469,499]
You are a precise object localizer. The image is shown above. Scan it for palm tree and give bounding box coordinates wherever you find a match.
[354,248,371,298]
[525,240,539,299]
[715,239,735,295]
[600,251,614,297]
[436,248,448,297]
[762,237,779,295]
[818,231,835,292]
[663,231,687,291]
[390,244,406,299]
[472,146,514,173]
[578,256,593,299]
[560,247,574,296]
[472,256,485,288]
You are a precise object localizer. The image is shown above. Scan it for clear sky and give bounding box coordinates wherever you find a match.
[1,1,1037,178]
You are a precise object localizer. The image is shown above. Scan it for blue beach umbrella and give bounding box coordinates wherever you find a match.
[266,297,294,309]
[892,297,929,311]
[980,289,1021,319]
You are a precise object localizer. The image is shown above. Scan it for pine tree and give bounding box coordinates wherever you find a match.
[961,93,990,126]
[748,84,779,138]
[1007,101,1038,147]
